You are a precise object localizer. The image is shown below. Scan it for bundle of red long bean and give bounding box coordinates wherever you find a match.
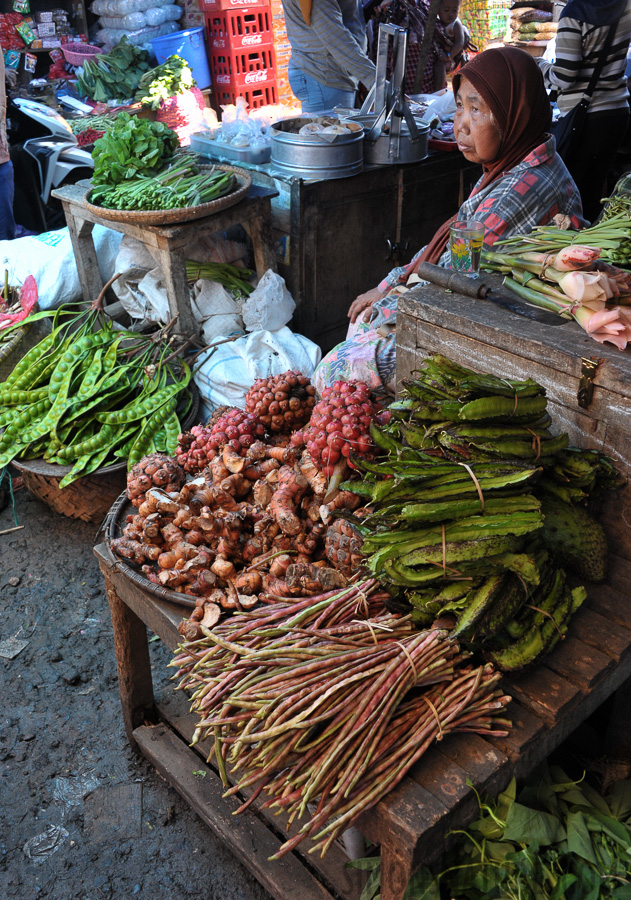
[171,580,511,858]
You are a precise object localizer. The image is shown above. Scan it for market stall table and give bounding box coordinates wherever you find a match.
[51,181,278,336]
[94,536,631,900]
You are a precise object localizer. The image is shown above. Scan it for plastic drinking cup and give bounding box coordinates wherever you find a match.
[449,220,485,277]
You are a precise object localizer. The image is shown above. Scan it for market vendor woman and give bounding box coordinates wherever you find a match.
[314,46,586,398]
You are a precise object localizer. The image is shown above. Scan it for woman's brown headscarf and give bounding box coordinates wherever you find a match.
[417,46,552,266]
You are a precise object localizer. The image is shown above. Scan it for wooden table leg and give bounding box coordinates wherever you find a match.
[154,246,199,337]
[605,674,631,770]
[243,210,277,280]
[379,846,415,900]
[105,574,157,750]
[63,210,107,304]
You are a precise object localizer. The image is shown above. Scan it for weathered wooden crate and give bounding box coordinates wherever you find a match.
[397,280,631,563]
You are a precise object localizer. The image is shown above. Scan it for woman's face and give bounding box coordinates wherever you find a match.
[453,77,502,166]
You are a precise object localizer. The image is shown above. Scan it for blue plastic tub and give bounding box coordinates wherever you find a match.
[151,27,211,90]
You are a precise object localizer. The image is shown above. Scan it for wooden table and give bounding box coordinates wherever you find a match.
[52,182,278,336]
[94,541,631,900]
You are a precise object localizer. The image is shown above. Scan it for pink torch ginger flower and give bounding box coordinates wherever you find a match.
[557,271,611,306]
[550,246,602,271]
[573,305,631,349]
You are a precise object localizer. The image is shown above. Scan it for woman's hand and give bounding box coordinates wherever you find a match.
[348,286,388,324]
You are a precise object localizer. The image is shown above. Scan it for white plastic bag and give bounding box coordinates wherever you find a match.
[0,226,122,309]
[192,279,244,344]
[111,235,249,324]
[194,326,321,416]
[241,270,296,332]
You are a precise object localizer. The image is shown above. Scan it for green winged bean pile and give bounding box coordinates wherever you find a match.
[342,354,623,671]
[0,307,193,488]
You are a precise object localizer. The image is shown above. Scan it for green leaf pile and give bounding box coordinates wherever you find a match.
[134,55,196,110]
[91,113,179,189]
[350,764,631,899]
[77,37,152,103]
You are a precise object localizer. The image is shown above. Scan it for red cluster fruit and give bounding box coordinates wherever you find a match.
[291,380,382,477]
[176,409,266,473]
[244,370,316,433]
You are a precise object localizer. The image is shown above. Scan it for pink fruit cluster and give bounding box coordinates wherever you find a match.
[291,380,382,477]
[176,410,266,473]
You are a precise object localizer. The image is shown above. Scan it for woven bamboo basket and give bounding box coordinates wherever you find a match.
[83,164,252,227]
[104,490,196,608]
[12,382,200,525]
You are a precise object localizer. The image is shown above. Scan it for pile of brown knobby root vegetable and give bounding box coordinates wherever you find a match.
[110,374,375,632]
[171,580,512,858]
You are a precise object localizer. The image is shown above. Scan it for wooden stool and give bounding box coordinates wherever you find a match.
[52,182,279,336]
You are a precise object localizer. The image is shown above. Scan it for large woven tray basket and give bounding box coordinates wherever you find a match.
[13,382,200,525]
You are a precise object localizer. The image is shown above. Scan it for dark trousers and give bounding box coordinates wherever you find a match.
[0,160,15,241]
[565,108,630,223]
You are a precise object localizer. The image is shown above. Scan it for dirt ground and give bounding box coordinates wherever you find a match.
[0,482,273,900]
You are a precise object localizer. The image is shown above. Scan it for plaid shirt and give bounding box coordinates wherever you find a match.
[378,137,586,294]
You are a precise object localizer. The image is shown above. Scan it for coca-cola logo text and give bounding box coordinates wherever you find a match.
[241,34,262,45]
[244,70,268,84]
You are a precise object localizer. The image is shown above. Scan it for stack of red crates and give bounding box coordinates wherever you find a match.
[203,0,278,110]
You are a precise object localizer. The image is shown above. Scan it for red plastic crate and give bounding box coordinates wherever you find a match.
[201,0,267,12]
[206,8,273,52]
[213,84,278,109]
[210,46,276,90]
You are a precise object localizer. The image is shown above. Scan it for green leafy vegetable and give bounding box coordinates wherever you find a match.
[134,55,196,109]
[77,37,152,103]
[91,113,179,188]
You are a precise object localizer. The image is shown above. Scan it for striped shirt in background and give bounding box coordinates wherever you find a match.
[538,8,631,115]
[281,0,376,92]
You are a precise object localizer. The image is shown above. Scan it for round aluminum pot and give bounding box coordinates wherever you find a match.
[270,117,364,180]
[344,114,429,166]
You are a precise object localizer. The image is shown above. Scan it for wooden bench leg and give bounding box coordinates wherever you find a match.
[63,211,106,304]
[605,674,631,771]
[380,846,414,900]
[153,246,199,337]
[105,576,157,750]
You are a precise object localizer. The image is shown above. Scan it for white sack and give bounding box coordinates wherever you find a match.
[195,326,321,417]
[112,234,250,325]
[192,279,244,344]
[241,269,296,332]
[0,226,122,309]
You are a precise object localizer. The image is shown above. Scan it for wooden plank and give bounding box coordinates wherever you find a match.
[489,699,546,762]
[570,607,631,663]
[544,634,615,691]
[600,555,631,598]
[505,665,582,724]
[155,690,366,900]
[433,733,509,794]
[587,582,631,632]
[134,723,336,900]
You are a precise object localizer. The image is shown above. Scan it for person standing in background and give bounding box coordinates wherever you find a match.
[0,51,16,241]
[538,0,631,223]
[282,0,377,113]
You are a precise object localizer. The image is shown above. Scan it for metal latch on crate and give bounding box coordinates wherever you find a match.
[577,356,602,409]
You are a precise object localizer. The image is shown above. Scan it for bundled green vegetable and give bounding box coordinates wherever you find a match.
[0,302,193,487]
[77,37,152,103]
[134,55,195,109]
[91,155,236,211]
[70,113,118,136]
[91,113,179,188]
[184,260,254,297]
[341,354,622,670]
